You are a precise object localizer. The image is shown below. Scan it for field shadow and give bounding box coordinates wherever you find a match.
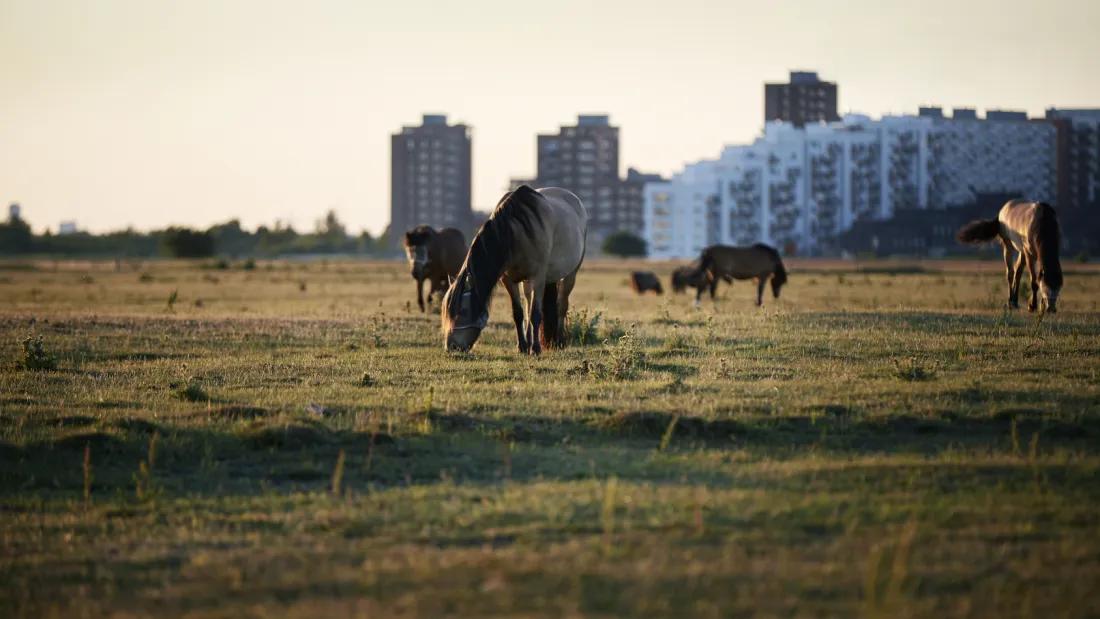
[2,390,1098,501]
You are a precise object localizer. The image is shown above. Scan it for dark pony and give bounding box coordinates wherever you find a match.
[631,271,663,295]
[402,225,466,312]
[693,243,788,306]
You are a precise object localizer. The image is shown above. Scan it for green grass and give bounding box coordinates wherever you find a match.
[2,259,1100,618]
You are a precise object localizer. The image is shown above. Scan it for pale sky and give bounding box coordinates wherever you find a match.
[2,0,1098,236]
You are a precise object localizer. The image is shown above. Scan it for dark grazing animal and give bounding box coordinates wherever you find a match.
[631,271,663,295]
[690,243,788,307]
[441,185,588,355]
[403,226,467,312]
[957,199,1063,312]
[670,264,730,305]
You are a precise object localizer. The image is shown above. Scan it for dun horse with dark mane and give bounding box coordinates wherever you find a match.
[957,199,1063,312]
[690,243,788,307]
[442,185,587,355]
[403,226,467,312]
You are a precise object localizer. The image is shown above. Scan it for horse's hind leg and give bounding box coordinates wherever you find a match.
[555,271,578,348]
[415,278,426,312]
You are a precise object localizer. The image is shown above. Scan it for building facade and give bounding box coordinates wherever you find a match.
[510,115,662,251]
[644,111,1058,259]
[390,114,472,249]
[1046,108,1100,208]
[535,115,621,241]
[764,71,840,128]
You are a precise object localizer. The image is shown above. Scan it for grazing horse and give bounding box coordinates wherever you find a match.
[403,226,467,312]
[442,185,587,355]
[957,199,1063,313]
[631,271,663,295]
[693,243,788,307]
[671,263,733,304]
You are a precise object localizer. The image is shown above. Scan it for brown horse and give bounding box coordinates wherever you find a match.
[631,271,663,295]
[671,263,732,304]
[442,185,587,355]
[957,199,1063,312]
[403,226,467,312]
[693,243,788,307]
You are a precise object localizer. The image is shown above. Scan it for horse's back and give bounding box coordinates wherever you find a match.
[998,199,1041,252]
[536,187,588,279]
[537,187,588,230]
[705,243,781,279]
[435,227,468,275]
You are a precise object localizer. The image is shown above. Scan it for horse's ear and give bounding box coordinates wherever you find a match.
[448,274,455,287]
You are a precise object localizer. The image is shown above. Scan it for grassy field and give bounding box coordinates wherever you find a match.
[2,258,1099,618]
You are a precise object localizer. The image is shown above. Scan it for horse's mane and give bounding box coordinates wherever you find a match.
[404,225,437,247]
[1032,202,1063,289]
[446,185,545,320]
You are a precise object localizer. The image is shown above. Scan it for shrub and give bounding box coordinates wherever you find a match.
[16,335,57,371]
[601,232,647,258]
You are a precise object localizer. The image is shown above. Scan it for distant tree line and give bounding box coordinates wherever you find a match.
[0,209,391,259]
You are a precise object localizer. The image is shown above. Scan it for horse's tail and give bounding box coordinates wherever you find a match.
[540,281,560,349]
[957,218,1001,244]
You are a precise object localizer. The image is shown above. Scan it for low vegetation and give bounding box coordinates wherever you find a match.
[2,259,1099,618]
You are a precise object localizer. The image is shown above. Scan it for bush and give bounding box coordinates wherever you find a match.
[16,335,57,371]
[1074,250,1090,264]
[601,232,647,258]
[162,228,216,259]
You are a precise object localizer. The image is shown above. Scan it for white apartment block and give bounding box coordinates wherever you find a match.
[644,113,1058,258]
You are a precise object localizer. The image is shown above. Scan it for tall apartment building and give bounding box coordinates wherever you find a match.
[508,115,663,248]
[390,114,472,248]
[535,115,620,237]
[764,71,840,127]
[1045,108,1100,208]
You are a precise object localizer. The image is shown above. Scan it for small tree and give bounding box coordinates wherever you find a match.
[602,231,647,258]
[162,227,216,258]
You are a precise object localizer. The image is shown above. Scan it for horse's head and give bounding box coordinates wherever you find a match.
[404,244,428,280]
[1039,265,1063,313]
[442,273,488,353]
[404,228,434,280]
[770,275,786,299]
[670,270,687,294]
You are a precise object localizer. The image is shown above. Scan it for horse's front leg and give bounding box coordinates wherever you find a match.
[1026,254,1040,312]
[526,276,546,356]
[1010,254,1025,310]
[416,278,425,312]
[755,277,766,307]
[694,286,703,308]
[504,278,529,354]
